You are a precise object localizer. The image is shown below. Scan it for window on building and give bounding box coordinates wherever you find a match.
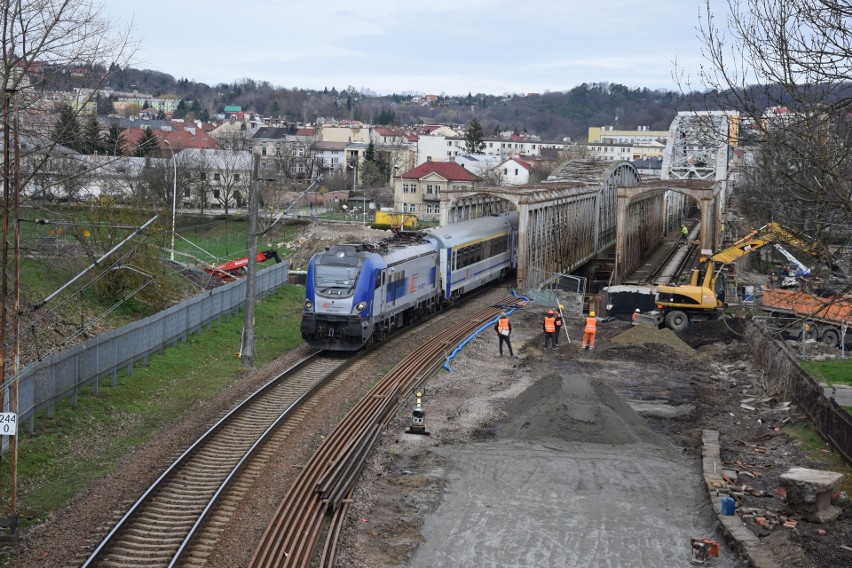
[262,147,267,156]
[213,173,220,181]
[234,174,240,181]
[503,168,508,175]
[515,169,519,175]
[200,172,206,180]
[213,189,220,199]
[426,204,432,214]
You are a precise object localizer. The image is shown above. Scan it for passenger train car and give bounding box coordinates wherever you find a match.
[301,213,519,351]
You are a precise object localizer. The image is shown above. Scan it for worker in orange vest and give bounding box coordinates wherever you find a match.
[494,313,516,358]
[543,309,557,350]
[582,311,598,350]
[632,308,640,324]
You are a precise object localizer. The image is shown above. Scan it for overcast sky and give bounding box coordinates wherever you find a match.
[100,0,726,96]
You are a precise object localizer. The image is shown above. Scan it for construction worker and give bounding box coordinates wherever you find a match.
[494,312,516,358]
[681,224,689,242]
[632,308,640,324]
[582,311,598,350]
[543,309,557,350]
[553,306,564,347]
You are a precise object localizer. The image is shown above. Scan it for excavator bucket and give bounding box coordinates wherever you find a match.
[633,310,664,328]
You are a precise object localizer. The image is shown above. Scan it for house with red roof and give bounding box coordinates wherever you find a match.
[498,157,532,185]
[394,157,479,221]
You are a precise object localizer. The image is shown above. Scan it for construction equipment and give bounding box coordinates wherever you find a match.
[640,223,836,331]
[761,288,852,347]
[201,250,282,282]
[690,538,720,564]
[405,389,430,435]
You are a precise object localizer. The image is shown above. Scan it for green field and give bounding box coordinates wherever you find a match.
[800,358,852,387]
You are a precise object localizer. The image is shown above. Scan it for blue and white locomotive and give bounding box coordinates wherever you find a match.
[300,213,519,351]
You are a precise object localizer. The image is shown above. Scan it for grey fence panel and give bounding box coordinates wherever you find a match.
[7,261,290,432]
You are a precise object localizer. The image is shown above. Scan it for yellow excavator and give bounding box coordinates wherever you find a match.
[644,223,835,331]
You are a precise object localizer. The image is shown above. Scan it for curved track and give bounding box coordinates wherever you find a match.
[81,353,351,568]
[249,294,526,568]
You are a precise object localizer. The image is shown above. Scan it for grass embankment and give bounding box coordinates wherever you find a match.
[6,285,305,520]
[800,358,852,387]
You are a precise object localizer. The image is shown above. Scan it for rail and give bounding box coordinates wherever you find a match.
[249,294,526,567]
[81,351,352,567]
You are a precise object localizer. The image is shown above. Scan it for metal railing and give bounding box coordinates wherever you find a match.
[5,261,290,433]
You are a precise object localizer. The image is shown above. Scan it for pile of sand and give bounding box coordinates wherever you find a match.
[609,324,695,355]
[497,373,671,447]
[282,222,391,269]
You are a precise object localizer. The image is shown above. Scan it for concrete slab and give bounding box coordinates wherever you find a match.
[409,439,740,568]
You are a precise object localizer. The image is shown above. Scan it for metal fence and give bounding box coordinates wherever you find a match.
[6,261,290,433]
[524,264,587,316]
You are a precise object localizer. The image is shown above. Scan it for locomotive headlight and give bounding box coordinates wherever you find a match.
[354,301,367,313]
[304,299,313,311]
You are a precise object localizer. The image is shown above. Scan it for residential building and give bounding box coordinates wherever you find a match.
[498,157,532,185]
[179,148,252,210]
[587,125,669,145]
[394,157,479,221]
[416,134,566,166]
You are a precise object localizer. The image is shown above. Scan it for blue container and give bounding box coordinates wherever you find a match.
[720,496,736,515]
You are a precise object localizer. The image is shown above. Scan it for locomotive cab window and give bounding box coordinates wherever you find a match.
[314,248,362,297]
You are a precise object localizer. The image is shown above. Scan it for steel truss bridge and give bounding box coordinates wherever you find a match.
[439,111,738,289]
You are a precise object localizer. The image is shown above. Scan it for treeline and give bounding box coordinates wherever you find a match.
[94,67,727,141]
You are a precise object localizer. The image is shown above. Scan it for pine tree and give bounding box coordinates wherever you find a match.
[52,104,82,152]
[464,118,486,153]
[83,115,104,155]
[103,123,125,156]
[135,127,159,157]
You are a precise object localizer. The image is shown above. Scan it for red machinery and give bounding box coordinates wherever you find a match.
[202,250,282,282]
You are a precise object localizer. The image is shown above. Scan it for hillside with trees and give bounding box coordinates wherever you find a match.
[90,67,723,141]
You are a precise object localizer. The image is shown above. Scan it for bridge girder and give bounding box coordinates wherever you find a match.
[442,161,641,288]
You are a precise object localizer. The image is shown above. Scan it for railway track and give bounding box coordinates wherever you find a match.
[249,294,526,568]
[80,352,353,568]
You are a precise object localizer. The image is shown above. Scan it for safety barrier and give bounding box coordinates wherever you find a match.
[6,261,290,433]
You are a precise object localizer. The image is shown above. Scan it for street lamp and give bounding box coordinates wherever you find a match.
[163,140,177,261]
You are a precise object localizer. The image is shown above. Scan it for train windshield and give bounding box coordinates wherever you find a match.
[314,249,362,297]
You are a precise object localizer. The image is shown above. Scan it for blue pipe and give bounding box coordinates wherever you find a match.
[443,290,528,372]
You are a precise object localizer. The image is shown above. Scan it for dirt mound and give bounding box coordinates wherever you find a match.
[283,222,391,269]
[497,373,671,447]
[609,324,695,355]
[677,317,747,348]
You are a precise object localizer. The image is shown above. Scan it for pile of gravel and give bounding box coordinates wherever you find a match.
[496,373,671,447]
[609,324,696,355]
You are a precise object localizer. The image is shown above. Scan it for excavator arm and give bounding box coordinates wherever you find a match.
[709,223,829,266]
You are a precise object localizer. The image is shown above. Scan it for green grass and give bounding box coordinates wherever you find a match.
[4,285,305,519]
[173,216,305,264]
[800,358,852,386]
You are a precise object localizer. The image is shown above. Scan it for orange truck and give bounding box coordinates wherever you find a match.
[761,288,852,347]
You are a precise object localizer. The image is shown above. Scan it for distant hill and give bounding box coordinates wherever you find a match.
[92,66,724,141]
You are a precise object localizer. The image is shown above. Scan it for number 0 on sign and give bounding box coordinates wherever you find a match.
[0,413,17,435]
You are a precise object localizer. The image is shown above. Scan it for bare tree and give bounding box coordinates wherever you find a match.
[1,0,136,188]
[696,0,852,259]
[210,149,252,214]
[184,151,214,213]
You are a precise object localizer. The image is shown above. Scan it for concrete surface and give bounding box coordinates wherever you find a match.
[408,373,743,568]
